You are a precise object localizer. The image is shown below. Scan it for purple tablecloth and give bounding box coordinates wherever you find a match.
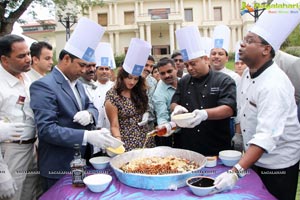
[40,161,276,200]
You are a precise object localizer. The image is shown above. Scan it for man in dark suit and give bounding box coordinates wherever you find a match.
[30,17,118,192]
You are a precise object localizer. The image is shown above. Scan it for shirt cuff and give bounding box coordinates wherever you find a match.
[247,132,276,153]
[82,131,88,145]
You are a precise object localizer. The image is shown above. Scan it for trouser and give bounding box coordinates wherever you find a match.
[1,143,33,200]
[253,161,299,200]
[20,142,43,200]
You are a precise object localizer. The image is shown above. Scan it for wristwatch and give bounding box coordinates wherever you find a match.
[234,163,246,178]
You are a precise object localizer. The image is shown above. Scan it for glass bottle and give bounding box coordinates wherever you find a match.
[147,122,177,137]
[70,144,86,187]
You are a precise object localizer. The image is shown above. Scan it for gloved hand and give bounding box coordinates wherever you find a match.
[0,150,17,199]
[156,122,175,137]
[181,109,208,128]
[85,128,117,149]
[0,121,25,142]
[231,133,244,152]
[214,171,238,192]
[0,177,17,199]
[171,105,188,117]
[138,112,149,126]
[73,110,92,126]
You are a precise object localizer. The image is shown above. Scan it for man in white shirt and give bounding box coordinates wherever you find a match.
[22,41,54,200]
[0,34,35,200]
[26,41,53,81]
[214,26,300,200]
[95,65,114,129]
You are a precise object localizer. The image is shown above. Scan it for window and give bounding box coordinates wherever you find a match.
[214,7,222,21]
[184,8,193,22]
[148,8,170,20]
[153,45,170,55]
[98,13,108,26]
[124,11,135,25]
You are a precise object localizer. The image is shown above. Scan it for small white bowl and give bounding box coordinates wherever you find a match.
[219,150,242,167]
[83,174,112,193]
[186,176,217,196]
[89,156,111,170]
[171,112,195,127]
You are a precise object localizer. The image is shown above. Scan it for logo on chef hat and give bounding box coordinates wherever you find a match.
[123,38,152,76]
[64,17,105,62]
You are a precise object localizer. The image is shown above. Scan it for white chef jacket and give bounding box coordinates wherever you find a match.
[238,62,300,169]
[0,66,35,140]
[94,80,114,129]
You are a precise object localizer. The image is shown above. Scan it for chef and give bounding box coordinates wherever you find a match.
[214,1,300,199]
[170,25,237,156]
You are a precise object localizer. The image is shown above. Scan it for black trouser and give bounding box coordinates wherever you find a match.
[252,161,299,200]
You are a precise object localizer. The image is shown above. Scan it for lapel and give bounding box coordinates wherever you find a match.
[75,82,86,110]
[52,68,81,110]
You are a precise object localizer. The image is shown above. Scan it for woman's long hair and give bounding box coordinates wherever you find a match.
[115,68,148,113]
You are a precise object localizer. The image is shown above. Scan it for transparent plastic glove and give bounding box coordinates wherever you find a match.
[138,112,149,126]
[73,110,92,126]
[85,129,117,149]
[171,105,188,117]
[183,109,208,128]
[231,133,244,152]
[0,178,17,199]
[157,122,175,137]
[0,121,25,142]
[214,171,238,192]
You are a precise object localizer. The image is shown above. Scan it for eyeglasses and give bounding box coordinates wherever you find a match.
[241,38,263,45]
[174,59,183,63]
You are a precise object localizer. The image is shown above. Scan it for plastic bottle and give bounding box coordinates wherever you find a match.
[70,144,86,187]
[147,122,177,137]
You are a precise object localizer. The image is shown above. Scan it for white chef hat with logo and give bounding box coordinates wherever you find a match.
[250,0,300,51]
[212,25,231,53]
[95,42,116,69]
[201,37,213,57]
[123,38,152,76]
[64,17,105,62]
[175,25,206,61]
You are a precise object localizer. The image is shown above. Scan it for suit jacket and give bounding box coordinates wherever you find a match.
[30,67,98,179]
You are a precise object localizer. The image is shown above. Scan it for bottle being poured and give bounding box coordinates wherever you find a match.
[147,122,177,137]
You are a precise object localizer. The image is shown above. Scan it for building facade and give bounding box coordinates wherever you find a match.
[26,0,256,58]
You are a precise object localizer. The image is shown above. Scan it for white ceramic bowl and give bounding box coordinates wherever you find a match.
[83,174,112,193]
[89,156,111,170]
[106,145,125,157]
[219,150,242,166]
[186,176,217,196]
[171,113,195,127]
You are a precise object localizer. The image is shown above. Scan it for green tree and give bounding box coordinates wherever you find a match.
[0,0,104,37]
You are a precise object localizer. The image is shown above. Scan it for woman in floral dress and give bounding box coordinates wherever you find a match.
[105,68,155,151]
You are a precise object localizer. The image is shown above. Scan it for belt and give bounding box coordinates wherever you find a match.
[11,138,37,144]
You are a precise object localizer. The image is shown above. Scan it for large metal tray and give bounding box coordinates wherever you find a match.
[110,146,206,190]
